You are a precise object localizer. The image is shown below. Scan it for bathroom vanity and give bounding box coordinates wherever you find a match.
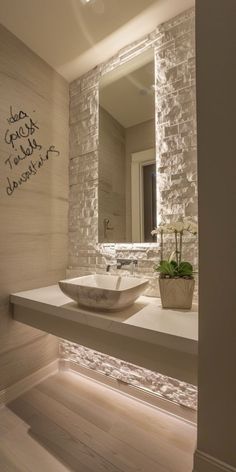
[11,285,198,385]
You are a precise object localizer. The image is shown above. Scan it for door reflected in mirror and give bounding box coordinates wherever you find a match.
[98,48,156,243]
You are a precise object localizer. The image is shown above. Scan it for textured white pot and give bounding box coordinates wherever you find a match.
[159,277,195,310]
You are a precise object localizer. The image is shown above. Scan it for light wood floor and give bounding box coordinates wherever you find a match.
[0,371,196,472]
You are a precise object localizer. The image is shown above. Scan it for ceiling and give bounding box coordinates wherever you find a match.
[0,0,194,82]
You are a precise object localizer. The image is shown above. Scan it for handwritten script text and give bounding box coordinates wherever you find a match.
[3,107,61,196]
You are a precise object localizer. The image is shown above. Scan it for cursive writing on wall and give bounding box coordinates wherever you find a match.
[3,106,61,196]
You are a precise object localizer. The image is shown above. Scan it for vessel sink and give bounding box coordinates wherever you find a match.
[58,274,149,311]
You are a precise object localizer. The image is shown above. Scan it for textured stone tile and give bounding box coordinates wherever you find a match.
[66,7,198,406]
[60,342,197,410]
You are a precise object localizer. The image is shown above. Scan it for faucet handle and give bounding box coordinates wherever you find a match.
[106,260,117,272]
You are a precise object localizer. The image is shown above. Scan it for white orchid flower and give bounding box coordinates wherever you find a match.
[165,224,175,232]
[151,228,158,236]
[159,223,176,233]
[151,225,170,235]
[183,218,198,235]
[151,217,197,272]
[151,219,198,236]
[172,221,185,232]
[188,223,198,235]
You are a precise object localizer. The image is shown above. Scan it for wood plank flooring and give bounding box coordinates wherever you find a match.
[0,371,197,472]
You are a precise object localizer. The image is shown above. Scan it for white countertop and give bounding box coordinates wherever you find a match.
[11,285,198,355]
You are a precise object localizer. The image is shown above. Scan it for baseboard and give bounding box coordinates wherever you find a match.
[0,359,59,407]
[193,450,236,472]
[59,359,197,425]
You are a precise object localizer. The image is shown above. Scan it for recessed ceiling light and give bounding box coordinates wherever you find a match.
[80,0,93,5]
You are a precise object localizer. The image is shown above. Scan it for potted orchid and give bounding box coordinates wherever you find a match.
[151,218,198,309]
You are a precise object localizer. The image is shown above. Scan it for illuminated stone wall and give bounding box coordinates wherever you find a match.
[64,8,197,409]
[68,7,197,284]
[60,342,197,411]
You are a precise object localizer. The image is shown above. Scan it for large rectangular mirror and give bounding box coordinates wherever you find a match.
[98,48,156,243]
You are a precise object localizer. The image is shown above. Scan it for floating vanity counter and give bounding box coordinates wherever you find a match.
[11,285,198,385]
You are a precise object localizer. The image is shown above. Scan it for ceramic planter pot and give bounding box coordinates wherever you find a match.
[159,277,195,309]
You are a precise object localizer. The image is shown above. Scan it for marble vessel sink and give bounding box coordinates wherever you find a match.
[58,274,149,311]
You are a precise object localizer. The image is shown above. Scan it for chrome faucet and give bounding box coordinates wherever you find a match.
[106,261,118,272]
[106,258,138,275]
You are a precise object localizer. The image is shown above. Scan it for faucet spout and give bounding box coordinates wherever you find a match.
[116,259,138,275]
[106,259,138,274]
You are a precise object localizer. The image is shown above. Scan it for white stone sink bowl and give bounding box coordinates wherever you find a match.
[58,274,149,311]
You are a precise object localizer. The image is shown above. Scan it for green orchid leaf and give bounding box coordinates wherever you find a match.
[170,260,178,269]
[155,260,176,277]
[177,261,193,276]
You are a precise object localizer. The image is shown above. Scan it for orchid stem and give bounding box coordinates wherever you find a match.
[160,230,164,262]
[175,231,179,265]
[179,231,183,263]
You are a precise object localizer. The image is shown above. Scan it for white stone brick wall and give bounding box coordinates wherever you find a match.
[68,7,197,282]
[60,342,197,411]
[64,8,198,409]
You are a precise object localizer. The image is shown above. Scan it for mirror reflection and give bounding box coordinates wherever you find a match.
[98,49,156,243]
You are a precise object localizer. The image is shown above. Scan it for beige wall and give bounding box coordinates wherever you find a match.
[194,0,236,470]
[125,118,155,241]
[0,25,69,397]
[99,106,126,242]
